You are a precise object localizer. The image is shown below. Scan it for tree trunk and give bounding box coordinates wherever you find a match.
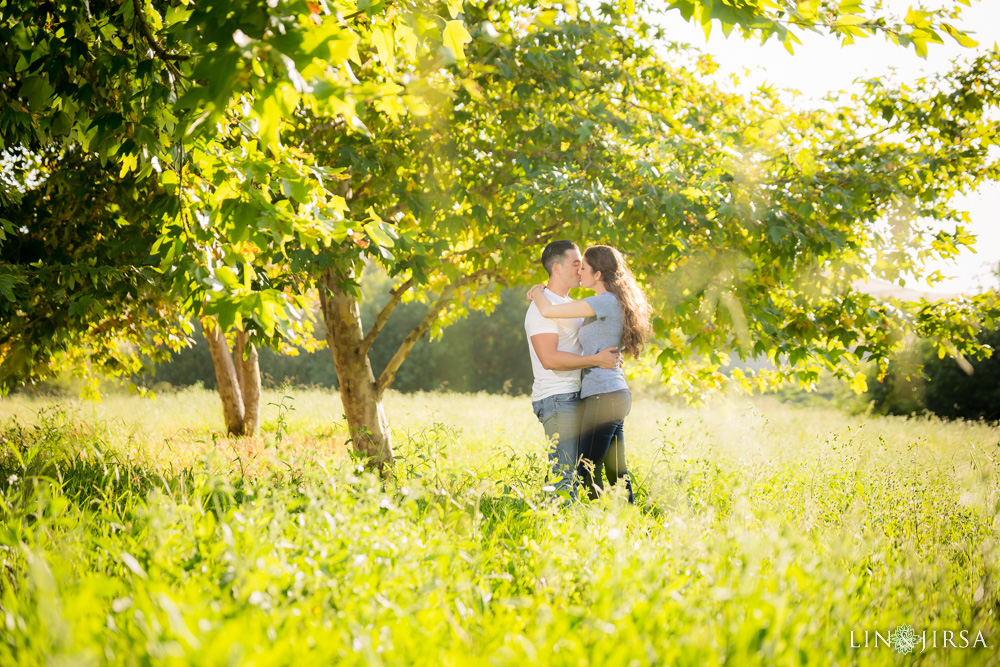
[234,331,261,436]
[319,267,394,476]
[204,321,245,435]
[203,321,261,437]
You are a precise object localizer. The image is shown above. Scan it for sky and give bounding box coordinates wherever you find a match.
[648,0,1000,294]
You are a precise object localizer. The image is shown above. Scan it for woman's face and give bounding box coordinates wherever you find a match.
[579,257,600,289]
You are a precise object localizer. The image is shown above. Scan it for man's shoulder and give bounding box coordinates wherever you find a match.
[525,302,555,333]
[545,288,572,304]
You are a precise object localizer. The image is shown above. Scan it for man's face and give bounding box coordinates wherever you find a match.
[556,248,583,287]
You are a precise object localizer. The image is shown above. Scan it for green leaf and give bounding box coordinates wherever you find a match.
[372,25,395,74]
[232,202,259,234]
[0,277,16,302]
[243,263,256,290]
[904,8,930,28]
[256,294,278,337]
[941,23,977,48]
[160,170,179,192]
[835,14,866,27]
[258,94,282,154]
[19,75,54,110]
[442,20,472,62]
[216,266,240,288]
[216,302,238,333]
[395,23,419,59]
[364,222,395,248]
[281,177,310,203]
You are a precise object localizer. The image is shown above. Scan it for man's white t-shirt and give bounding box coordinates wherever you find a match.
[525,288,584,401]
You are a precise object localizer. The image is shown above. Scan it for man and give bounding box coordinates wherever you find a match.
[525,240,619,495]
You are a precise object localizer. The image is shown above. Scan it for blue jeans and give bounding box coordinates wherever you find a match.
[579,389,634,503]
[531,392,582,494]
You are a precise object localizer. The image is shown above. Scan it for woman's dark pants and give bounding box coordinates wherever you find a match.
[578,389,634,503]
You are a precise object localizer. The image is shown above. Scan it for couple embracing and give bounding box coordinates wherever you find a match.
[525,241,652,503]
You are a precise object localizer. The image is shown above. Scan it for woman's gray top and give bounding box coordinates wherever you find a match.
[578,291,629,399]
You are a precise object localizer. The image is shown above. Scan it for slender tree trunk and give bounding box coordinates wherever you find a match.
[203,322,261,437]
[234,331,261,435]
[204,322,245,435]
[319,267,394,476]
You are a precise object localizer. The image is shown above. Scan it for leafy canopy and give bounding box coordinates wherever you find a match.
[1,0,997,397]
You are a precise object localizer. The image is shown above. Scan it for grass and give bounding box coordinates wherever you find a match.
[0,387,998,665]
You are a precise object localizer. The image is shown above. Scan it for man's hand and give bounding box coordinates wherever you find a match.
[595,346,622,369]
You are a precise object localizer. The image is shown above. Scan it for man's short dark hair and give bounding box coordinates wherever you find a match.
[541,240,578,275]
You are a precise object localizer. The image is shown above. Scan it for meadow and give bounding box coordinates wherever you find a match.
[0,387,997,665]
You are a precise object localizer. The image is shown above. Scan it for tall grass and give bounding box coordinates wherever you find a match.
[0,389,997,665]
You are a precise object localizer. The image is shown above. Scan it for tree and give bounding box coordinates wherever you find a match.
[0,147,187,396]
[1,0,458,433]
[866,328,1000,420]
[924,326,1000,420]
[287,4,1000,468]
[868,264,1000,420]
[2,0,998,473]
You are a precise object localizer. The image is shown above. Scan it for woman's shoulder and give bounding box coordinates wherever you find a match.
[585,290,622,317]
[595,291,621,307]
[587,290,618,303]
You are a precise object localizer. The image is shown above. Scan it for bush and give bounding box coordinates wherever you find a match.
[923,327,1000,421]
[866,327,1000,421]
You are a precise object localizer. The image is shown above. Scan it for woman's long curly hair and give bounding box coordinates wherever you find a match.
[584,245,652,359]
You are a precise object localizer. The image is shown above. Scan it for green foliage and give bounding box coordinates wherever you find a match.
[0,149,188,394]
[864,341,929,417]
[662,0,981,55]
[139,273,534,395]
[1,0,998,413]
[0,393,997,663]
[357,281,534,395]
[869,327,1000,421]
[0,0,481,391]
[924,326,1000,420]
[295,2,1000,398]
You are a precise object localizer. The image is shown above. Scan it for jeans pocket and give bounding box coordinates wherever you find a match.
[609,392,631,420]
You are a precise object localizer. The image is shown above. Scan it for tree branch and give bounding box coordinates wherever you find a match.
[132,0,189,63]
[361,276,413,355]
[349,174,374,203]
[376,269,493,395]
[382,200,411,220]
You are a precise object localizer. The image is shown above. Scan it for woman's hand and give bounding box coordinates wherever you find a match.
[526,284,546,300]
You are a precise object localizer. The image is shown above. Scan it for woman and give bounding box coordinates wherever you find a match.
[528,245,652,503]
